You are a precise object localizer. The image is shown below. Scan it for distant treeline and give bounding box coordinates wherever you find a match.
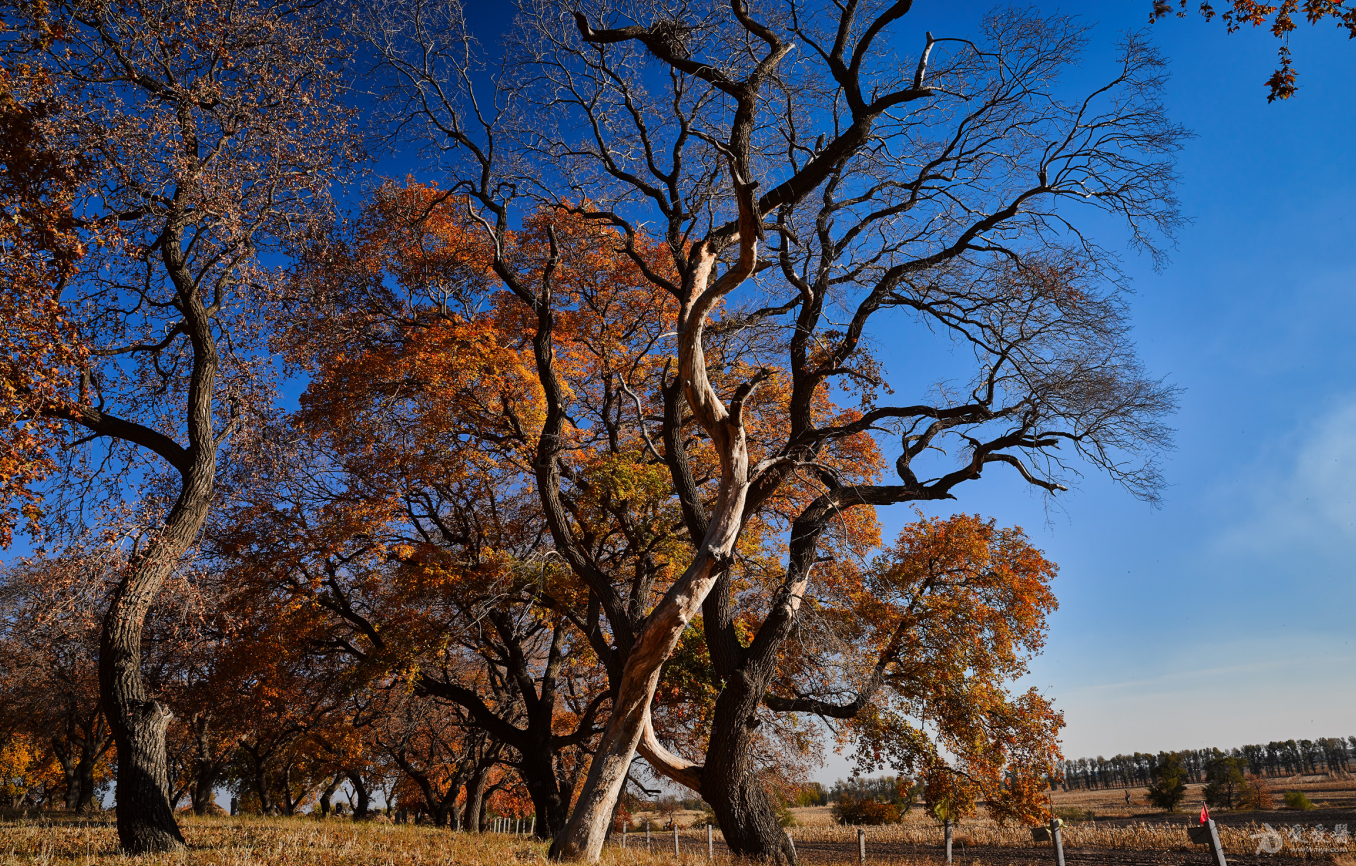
[1058,737,1355,790]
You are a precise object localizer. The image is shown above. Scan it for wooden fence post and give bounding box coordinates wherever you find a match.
[858,827,866,864]
[1207,819,1228,866]
[708,824,714,859]
[945,818,953,864]
[1049,818,1065,866]
[647,820,652,851]
[675,822,681,856]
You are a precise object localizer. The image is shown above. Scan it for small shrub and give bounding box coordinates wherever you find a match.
[1235,774,1274,811]
[777,804,798,827]
[1283,790,1315,811]
[833,795,903,825]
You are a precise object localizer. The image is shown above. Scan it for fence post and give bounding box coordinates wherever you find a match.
[858,827,866,864]
[786,831,796,860]
[945,818,953,865]
[529,817,535,838]
[708,824,713,859]
[1049,819,1065,866]
[1207,819,1228,866]
[622,825,627,848]
[647,821,652,851]
[675,822,681,856]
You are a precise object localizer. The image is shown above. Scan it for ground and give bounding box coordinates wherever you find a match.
[4,776,1352,865]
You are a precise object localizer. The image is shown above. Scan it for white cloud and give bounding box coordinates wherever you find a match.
[1213,397,1356,553]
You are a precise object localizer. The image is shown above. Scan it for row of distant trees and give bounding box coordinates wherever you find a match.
[1058,738,1355,790]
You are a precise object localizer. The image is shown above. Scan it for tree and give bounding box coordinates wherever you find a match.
[0,0,355,850]
[1151,0,1356,100]
[768,515,1063,830]
[1146,752,1189,811]
[338,0,1184,859]
[0,549,114,812]
[217,187,628,837]
[1203,750,1246,810]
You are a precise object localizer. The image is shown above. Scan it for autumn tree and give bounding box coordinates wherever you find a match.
[1151,0,1356,100]
[767,515,1063,828]
[217,186,655,837]
[0,0,356,850]
[336,0,1186,860]
[0,549,114,812]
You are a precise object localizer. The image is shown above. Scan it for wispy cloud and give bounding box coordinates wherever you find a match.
[1212,397,1356,553]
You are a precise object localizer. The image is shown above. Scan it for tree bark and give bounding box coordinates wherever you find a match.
[54,737,79,811]
[93,238,220,852]
[347,771,371,819]
[702,672,795,864]
[522,747,568,839]
[465,762,490,832]
[74,739,101,814]
[191,718,222,815]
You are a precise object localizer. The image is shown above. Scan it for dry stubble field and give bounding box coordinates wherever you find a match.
[5,777,1353,866]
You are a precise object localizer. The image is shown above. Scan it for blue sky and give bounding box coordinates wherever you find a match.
[451,2,1356,781]
[851,2,1356,771]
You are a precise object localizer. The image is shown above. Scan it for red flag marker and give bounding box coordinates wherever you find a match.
[1199,802,1210,825]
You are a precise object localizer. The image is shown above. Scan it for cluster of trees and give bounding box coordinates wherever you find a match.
[0,0,1231,862]
[1058,737,1356,790]
[828,775,918,826]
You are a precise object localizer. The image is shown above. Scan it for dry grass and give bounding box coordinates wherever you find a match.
[0,816,687,866]
[787,818,1336,855]
[0,817,949,866]
[4,810,1351,865]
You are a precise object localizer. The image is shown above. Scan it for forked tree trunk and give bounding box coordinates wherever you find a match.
[549,545,737,861]
[548,217,764,861]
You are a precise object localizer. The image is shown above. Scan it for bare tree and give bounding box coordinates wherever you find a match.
[341,0,1184,860]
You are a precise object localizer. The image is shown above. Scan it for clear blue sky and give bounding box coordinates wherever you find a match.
[453,1,1356,780]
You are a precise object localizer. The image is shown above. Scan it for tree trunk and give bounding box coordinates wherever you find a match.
[101,579,186,852]
[247,748,274,816]
[318,774,342,817]
[87,230,219,853]
[549,548,734,861]
[53,736,79,811]
[465,764,489,832]
[74,743,100,814]
[347,771,370,820]
[190,716,222,815]
[522,748,568,839]
[702,672,795,864]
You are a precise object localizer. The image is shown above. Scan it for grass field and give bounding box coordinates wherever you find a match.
[3,811,1351,866]
[4,775,1353,865]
